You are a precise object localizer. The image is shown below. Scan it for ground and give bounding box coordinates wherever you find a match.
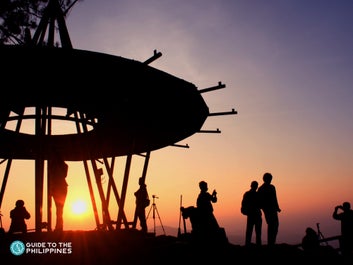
[0,229,349,265]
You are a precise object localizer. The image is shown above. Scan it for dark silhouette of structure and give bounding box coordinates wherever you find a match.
[0,210,4,235]
[241,180,262,246]
[257,172,281,246]
[48,156,68,231]
[133,177,149,233]
[0,0,236,233]
[8,199,31,234]
[332,201,353,257]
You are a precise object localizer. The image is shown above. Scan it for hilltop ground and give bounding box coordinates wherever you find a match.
[0,229,349,265]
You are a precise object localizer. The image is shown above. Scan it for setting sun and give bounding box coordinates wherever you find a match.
[70,199,88,215]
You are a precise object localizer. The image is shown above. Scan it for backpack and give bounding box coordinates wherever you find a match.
[241,206,248,215]
[241,192,250,215]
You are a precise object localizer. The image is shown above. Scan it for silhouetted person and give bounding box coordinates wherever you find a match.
[302,227,320,253]
[241,180,262,246]
[257,172,281,246]
[8,199,30,234]
[134,177,150,233]
[48,156,68,232]
[196,180,219,236]
[180,206,200,233]
[333,202,353,257]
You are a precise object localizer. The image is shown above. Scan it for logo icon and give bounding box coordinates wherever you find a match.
[10,240,25,256]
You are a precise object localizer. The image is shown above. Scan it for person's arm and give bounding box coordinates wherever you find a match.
[333,205,342,220]
[23,208,30,219]
[211,190,217,203]
[273,186,281,212]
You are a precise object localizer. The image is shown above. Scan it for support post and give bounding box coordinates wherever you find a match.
[35,106,47,232]
[116,154,132,230]
[132,152,151,228]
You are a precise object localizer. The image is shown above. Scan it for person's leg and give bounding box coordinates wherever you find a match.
[245,217,253,246]
[255,216,262,245]
[55,202,64,231]
[267,212,278,245]
[137,208,147,233]
[22,223,27,234]
[263,211,271,245]
[53,189,67,231]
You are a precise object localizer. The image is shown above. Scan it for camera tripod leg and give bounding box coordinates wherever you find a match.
[154,205,166,235]
[316,223,329,246]
[147,202,166,236]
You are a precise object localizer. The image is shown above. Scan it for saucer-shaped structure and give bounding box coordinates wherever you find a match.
[0,45,209,161]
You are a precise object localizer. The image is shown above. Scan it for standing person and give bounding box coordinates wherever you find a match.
[134,177,150,234]
[48,156,68,232]
[241,180,262,246]
[196,180,219,234]
[257,172,281,246]
[8,199,31,234]
[332,201,353,257]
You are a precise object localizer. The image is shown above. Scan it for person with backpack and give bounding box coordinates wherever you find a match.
[241,180,262,246]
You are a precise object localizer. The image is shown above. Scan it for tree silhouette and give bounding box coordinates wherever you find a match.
[0,0,77,45]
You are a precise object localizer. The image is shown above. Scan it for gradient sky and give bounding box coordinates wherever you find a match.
[1,0,353,246]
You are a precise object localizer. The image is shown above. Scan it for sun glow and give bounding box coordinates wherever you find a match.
[70,199,88,215]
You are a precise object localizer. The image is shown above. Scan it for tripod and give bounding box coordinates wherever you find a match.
[316,223,329,246]
[146,195,166,235]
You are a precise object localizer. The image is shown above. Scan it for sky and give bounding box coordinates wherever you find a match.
[1,0,353,246]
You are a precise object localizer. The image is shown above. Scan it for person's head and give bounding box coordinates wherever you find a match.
[263,172,273,184]
[250,181,258,190]
[15,199,25,207]
[138,177,144,185]
[342,202,351,211]
[305,227,317,236]
[199,181,208,191]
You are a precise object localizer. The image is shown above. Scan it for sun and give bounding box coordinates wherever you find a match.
[70,199,88,215]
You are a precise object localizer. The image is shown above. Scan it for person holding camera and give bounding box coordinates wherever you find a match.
[196,180,219,235]
[8,199,31,234]
[332,201,353,257]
